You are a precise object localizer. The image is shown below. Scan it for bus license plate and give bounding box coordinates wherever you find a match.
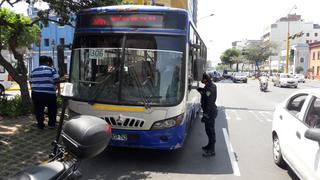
[112,134,127,141]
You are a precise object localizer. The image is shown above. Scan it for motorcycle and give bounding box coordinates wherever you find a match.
[10,84,112,180]
[259,76,268,92]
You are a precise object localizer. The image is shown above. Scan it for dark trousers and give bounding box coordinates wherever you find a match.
[32,91,57,128]
[204,109,218,151]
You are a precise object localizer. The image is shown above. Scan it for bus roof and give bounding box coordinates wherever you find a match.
[79,5,188,14]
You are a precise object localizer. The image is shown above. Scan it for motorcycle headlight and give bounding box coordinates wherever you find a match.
[151,114,184,130]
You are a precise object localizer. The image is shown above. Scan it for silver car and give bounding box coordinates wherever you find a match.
[273,73,298,88]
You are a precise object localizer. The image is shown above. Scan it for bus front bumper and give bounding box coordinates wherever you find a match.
[110,124,186,150]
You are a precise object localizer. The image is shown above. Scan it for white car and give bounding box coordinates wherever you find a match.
[272,89,320,180]
[232,72,248,83]
[273,73,298,88]
[0,65,12,95]
[295,74,306,83]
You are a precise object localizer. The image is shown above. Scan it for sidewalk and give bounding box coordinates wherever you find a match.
[6,81,65,92]
[0,115,57,179]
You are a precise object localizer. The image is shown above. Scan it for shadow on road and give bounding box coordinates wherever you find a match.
[79,108,234,180]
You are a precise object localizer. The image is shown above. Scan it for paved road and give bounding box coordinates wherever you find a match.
[77,79,319,180]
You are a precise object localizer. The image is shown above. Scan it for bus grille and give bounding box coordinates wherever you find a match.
[103,117,145,128]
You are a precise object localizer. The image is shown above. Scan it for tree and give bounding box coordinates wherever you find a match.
[220,48,240,69]
[242,41,277,72]
[231,54,247,72]
[0,8,40,108]
[0,0,122,109]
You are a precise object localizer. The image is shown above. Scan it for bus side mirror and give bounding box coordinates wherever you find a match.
[194,58,206,81]
[191,43,201,49]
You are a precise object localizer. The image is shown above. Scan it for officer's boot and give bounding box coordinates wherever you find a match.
[202,144,215,157]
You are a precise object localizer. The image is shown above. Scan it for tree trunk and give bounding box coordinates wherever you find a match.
[236,63,239,72]
[18,80,32,107]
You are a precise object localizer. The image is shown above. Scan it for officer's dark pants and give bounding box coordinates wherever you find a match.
[32,91,57,128]
[204,109,218,151]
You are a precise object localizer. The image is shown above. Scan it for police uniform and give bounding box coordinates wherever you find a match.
[197,73,218,156]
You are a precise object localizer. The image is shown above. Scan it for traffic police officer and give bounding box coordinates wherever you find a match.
[197,73,218,157]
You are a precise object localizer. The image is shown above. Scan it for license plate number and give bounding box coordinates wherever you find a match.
[112,134,127,141]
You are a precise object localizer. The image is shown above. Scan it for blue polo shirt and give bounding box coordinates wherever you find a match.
[30,65,59,94]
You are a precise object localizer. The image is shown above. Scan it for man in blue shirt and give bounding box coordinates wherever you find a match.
[30,56,60,129]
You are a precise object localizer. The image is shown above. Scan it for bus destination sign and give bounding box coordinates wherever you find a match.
[77,13,186,30]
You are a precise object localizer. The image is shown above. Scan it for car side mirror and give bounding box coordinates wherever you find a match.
[304,128,320,143]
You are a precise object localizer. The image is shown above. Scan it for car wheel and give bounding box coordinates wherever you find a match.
[273,135,286,168]
[294,86,298,88]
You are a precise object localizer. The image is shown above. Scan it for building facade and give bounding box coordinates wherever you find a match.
[125,0,198,24]
[308,42,320,80]
[280,43,310,75]
[262,14,320,71]
[27,5,74,74]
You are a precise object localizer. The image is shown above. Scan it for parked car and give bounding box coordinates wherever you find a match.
[273,73,298,88]
[232,72,248,83]
[272,89,320,180]
[0,65,12,95]
[294,74,306,83]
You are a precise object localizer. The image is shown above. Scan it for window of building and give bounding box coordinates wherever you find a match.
[44,39,49,47]
[300,57,304,63]
[315,33,318,37]
[313,66,315,74]
[60,38,65,45]
[306,40,309,43]
[317,66,320,75]
[307,33,310,37]
[318,51,320,60]
[313,52,316,60]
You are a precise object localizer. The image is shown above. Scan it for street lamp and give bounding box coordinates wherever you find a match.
[51,39,56,63]
[285,5,297,73]
[197,13,215,23]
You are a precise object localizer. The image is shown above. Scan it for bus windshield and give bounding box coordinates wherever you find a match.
[70,34,185,106]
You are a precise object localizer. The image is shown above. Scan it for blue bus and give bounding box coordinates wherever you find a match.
[67,5,207,150]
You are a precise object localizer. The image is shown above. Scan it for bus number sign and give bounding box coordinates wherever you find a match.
[89,49,104,59]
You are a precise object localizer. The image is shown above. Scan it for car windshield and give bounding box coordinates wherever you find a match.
[280,74,294,78]
[235,72,247,76]
[70,34,185,106]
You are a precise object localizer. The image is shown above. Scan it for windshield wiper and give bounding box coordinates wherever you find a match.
[87,65,121,105]
[128,66,151,109]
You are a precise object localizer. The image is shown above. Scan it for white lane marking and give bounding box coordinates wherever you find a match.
[232,110,242,121]
[249,110,263,122]
[222,128,241,176]
[259,111,272,122]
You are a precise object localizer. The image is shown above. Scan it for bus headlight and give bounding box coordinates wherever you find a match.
[151,114,184,130]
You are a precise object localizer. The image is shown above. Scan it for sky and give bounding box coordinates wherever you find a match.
[197,0,320,65]
[4,0,320,66]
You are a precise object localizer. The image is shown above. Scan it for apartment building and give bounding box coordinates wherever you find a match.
[309,42,320,80]
[262,14,320,71]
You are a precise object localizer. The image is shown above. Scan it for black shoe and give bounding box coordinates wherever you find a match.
[202,150,215,157]
[32,123,44,130]
[202,145,210,151]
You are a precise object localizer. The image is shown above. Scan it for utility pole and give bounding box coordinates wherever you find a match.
[285,5,297,73]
